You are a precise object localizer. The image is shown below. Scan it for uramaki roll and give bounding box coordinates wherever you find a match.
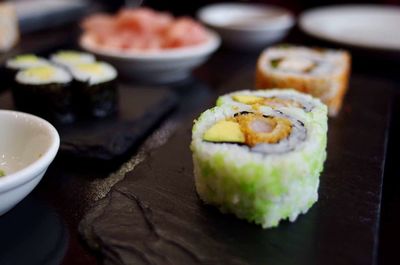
[255,45,350,116]
[191,104,327,228]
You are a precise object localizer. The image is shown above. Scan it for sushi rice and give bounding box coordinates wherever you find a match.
[16,65,72,85]
[69,61,117,85]
[191,104,327,228]
[50,50,96,68]
[6,54,50,70]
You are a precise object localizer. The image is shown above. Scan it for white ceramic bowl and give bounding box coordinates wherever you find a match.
[197,3,295,50]
[79,30,221,83]
[0,110,60,215]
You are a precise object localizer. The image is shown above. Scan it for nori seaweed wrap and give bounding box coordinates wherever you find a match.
[13,65,74,123]
[69,62,118,118]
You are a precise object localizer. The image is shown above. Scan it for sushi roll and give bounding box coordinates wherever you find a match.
[13,65,74,123]
[217,89,328,130]
[4,54,50,85]
[50,50,96,68]
[5,54,49,70]
[69,61,118,118]
[255,45,350,116]
[191,104,327,228]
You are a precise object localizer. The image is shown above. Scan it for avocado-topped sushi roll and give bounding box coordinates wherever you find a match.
[4,54,50,85]
[50,50,95,68]
[69,61,117,118]
[217,89,327,130]
[13,65,74,123]
[191,104,327,228]
[6,54,50,70]
[255,45,350,116]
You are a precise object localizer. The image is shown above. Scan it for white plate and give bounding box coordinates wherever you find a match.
[299,5,400,51]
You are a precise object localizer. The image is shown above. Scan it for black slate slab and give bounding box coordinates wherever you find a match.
[0,85,177,160]
[79,76,392,265]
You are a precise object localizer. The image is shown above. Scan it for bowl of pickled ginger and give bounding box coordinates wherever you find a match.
[80,8,220,83]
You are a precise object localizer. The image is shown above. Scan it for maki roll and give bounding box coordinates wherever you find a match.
[217,89,327,130]
[69,61,118,118]
[4,54,50,85]
[50,50,95,68]
[191,104,327,228]
[255,45,350,116]
[5,54,49,71]
[13,65,74,123]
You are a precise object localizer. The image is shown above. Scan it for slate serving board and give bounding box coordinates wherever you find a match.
[0,85,177,160]
[79,76,392,265]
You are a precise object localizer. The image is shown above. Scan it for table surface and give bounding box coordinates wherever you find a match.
[0,19,400,265]
[78,71,391,265]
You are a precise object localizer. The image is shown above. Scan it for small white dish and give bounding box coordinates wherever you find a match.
[197,3,294,50]
[0,110,60,215]
[299,5,400,51]
[79,30,221,83]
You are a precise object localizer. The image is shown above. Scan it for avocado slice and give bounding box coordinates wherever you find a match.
[0,169,5,177]
[203,120,245,143]
[232,95,264,105]
[14,54,40,63]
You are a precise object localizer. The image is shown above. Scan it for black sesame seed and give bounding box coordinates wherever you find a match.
[234,111,252,117]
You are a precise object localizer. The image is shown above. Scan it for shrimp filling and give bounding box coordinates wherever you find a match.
[203,111,307,154]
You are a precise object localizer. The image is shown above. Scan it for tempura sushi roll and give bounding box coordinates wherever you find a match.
[13,65,74,123]
[191,104,327,228]
[255,45,350,116]
[217,89,327,130]
[50,50,96,68]
[69,61,118,118]
[4,54,50,85]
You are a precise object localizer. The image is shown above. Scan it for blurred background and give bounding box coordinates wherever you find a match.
[2,0,399,79]
[1,0,399,33]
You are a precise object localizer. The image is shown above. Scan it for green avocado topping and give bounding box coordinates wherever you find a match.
[270,58,282,68]
[14,54,40,63]
[203,120,245,143]
[0,169,5,177]
[277,43,292,49]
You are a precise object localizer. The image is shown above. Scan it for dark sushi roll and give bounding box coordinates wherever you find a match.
[4,54,50,87]
[69,61,118,118]
[13,65,74,123]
